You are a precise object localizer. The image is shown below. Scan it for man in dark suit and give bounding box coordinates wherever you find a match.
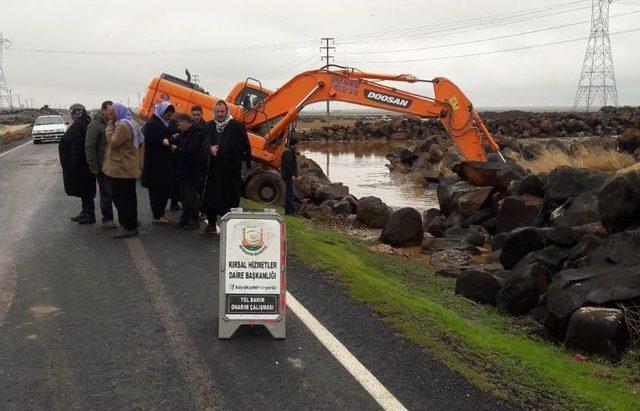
[201,100,252,235]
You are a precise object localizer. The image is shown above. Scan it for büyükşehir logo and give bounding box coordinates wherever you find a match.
[240,227,267,255]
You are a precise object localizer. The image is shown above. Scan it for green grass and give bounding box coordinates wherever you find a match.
[243,200,640,410]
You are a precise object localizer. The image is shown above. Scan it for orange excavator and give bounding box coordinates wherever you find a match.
[139,66,503,204]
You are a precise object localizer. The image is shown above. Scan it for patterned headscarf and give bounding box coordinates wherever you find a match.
[153,101,174,127]
[112,103,145,148]
[69,103,86,122]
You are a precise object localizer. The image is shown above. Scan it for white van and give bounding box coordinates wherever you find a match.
[32,115,67,144]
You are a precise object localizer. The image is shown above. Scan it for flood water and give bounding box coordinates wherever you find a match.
[298,141,438,210]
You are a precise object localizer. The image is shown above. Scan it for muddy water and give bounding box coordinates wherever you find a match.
[298,141,438,210]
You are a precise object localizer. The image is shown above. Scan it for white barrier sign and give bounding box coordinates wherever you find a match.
[219,209,286,339]
[224,219,281,297]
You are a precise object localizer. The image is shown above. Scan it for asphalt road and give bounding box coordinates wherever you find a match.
[0,141,511,410]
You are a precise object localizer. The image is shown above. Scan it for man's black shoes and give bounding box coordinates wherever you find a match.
[77,215,96,225]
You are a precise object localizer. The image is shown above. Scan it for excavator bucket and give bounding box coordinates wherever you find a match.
[433,77,500,162]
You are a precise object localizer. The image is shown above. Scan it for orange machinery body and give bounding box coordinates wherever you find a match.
[139,68,501,170]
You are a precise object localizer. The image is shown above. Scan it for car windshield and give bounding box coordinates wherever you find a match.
[34,116,64,126]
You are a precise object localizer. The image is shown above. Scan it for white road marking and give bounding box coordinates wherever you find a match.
[0,138,33,158]
[286,291,408,411]
[125,237,223,409]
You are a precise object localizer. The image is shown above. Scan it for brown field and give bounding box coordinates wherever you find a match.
[296,117,357,131]
[0,124,32,147]
[514,146,635,174]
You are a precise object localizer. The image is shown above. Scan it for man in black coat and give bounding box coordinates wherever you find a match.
[201,100,252,235]
[141,102,176,224]
[59,103,96,224]
[280,137,299,215]
[173,113,203,230]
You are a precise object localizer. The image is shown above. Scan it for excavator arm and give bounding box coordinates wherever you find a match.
[240,67,502,166]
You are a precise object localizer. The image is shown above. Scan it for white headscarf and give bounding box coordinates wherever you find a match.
[214,114,233,134]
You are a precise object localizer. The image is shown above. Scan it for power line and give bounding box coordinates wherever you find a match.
[5,2,590,57]
[340,26,640,64]
[10,39,318,56]
[335,0,591,45]
[338,9,639,55]
[268,49,319,83]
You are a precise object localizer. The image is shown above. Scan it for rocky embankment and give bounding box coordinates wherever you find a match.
[291,106,640,361]
[298,106,640,143]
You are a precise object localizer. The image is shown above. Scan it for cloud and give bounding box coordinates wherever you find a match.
[1,0,637,109]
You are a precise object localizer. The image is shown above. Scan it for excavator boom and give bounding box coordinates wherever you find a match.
[239,68,501,163]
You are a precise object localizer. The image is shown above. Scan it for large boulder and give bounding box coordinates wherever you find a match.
[491,232,508,251]
[550,191,600,227]
[618,128,640,154]
[314,183,349,204]
[425,216,452,238]
[496,262,552,315]
[293,176,316,200]
[496,195,543,233]
[543,167,609,208]
[437,181,493,218]
[444,225,488,247]
[332,199,354,215]
[422,237,478,254]
[455,270,506,304]
[598,170,640,233]
[514,246,569,275]
[452,161,526,192]
[422,208,442,230]
[543,265,640,338]
[298,155,330,185]
[565,234,603,268]
[546,225,584,248]
[587,231,640,267]
[380,208,424,246]
[518,174,544,198]
[429,249,474,277]
[464,207,494,226]
[356,196,391,228]
[500,227,548,269]
[564,307,628,360]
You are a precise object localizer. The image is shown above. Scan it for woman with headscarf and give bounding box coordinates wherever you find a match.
[141,101,176,225]
[59,103,96,224]
[102,103,144,239]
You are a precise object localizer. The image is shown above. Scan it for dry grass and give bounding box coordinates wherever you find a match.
[296,117,357,131]
[514,146,635,174]
[619,303,640,349]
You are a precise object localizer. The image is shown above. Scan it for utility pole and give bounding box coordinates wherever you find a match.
[573,0,618,111]
[7,89,13,109]
[192,74,200,85]
[0,33,12,110]
[15,93,21,108]
[320,37,335,124]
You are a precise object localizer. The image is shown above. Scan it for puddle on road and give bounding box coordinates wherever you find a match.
[299,141,438,210]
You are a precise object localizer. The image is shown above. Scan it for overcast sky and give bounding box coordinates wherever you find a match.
[1,0,639,110]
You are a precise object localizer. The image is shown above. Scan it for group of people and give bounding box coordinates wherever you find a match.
[58,99,296,239]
